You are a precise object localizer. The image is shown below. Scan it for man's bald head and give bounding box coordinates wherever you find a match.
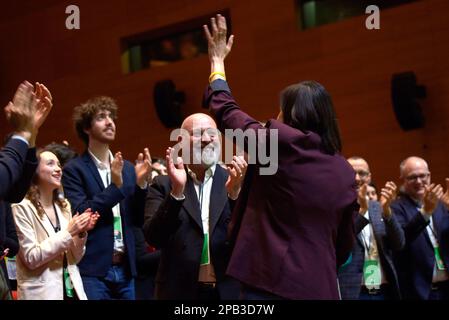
[400,156,431,201]
[181,113,217,133]
[178,113,220,168]
[400,156,429,178]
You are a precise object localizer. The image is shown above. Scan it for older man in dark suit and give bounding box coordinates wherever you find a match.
[338,157,404,300]
[144,113,245,300]
[391,156,449,300]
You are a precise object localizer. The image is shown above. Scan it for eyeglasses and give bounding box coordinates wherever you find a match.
[405,173,430,182]
[355,170,370,178]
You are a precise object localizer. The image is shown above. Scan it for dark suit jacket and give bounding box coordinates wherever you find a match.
[0,142,37,253]
[0,138,36,293]
[62,151,146,277]
[391,194,449,299]
[204,79,358,300]
[0,203,19,290]
[0,139,37,202]
[338,200,405,299]
[143,167,239,300]
[132,213,160,300]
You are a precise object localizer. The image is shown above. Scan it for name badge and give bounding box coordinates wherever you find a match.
[363,260,381,289]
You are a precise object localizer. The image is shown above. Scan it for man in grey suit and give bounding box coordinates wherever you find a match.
[338,156,405,300]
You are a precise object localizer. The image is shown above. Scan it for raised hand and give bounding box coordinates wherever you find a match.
[423,183,444,215]
[166,147,187,198]
[225,155,248,199]
[135,147,152,188]
[4,81,35,139]
[203,14,234,80]
[203,14,234,62]
[358,183,369,214]
[111,151,124,188]
[379,181,397,219]
[33,82,53,131]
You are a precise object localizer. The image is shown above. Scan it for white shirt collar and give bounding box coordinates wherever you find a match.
[187,165,216,185]
[88,149,114,170]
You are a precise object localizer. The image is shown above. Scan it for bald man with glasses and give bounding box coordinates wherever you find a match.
[338,157,404,300]
[391,156,449,299]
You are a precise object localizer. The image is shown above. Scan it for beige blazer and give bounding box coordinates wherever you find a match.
[11,198,87,300]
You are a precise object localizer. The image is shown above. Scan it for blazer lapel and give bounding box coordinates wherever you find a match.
[82,152,105,191]
[209,166,228,235]
[404,196,433,247]
[182,177,203,231]
[356,232,364,248]
[28,203,52,237]
[58,203,70,231]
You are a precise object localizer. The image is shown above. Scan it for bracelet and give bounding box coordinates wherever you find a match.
[209,71,226,83]
[78,231,87,238]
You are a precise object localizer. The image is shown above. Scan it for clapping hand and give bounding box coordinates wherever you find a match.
[379,181,397,219]
[166,147,187,198]
[135,148,152,188]
[225,155,248,199]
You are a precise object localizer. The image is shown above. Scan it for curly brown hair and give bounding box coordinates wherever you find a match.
[26,149,67,216]
[73,96,118,145]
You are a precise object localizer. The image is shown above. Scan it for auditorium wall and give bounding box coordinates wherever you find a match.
[0,0,448,186]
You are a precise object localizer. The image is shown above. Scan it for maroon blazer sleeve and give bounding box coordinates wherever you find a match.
[203,79,264,133]
[335,199,359,267]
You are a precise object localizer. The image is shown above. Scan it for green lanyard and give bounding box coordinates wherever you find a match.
[428,224,446,271]
[45,204,75,298]
[361,227,381,288]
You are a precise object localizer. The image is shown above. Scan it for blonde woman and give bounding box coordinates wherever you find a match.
[12,150,99,300]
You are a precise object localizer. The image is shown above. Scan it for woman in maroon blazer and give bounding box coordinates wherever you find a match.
[202,15,359,300]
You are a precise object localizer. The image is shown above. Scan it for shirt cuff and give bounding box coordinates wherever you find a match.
[210,79,231,93]
[170,193,185,201]
[11,135,29,146]
[228,193,239,201]
[138,181,148,190]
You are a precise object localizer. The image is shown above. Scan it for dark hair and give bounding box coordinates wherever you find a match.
[26,149,67,217]
[73,96,118,145]
[44,142,78,167]
[152,157,166,166]
[280,81,342,154]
